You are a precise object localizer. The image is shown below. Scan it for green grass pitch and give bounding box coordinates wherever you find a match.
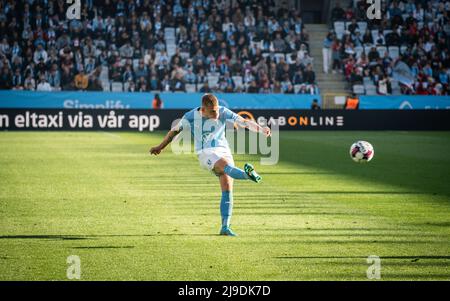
[0,131,449,280]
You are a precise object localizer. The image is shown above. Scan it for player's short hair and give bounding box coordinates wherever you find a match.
[201,93,218,108]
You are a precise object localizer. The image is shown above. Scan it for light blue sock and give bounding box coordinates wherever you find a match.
[220,191,233,228]
[224,164,249,180]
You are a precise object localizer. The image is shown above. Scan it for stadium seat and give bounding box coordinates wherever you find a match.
[167,45,177,58]
[345,21,351,31]
[207,72,220,77]
[250,40,261,50]
[111,82,123,92]
[165,38,176,46]
[207,75,219,88]
[391,79,401,95]
[334,21,345,39]
[179,52,190,59]
[286,53,297,64]
[155,52,167,65]
[355,46,364,59]
[334,95,346,106]
[99,66,109,81]
[123,81,130,91]
[164,27,176,39]
[377,46,387,57]
[353,84,365,95]
[371,30,378,43]
[357,21,367,34]
[365,83,377,95]
[392,88,402,95]
[383,29,393,37]
[388,46,400,60]
[391,79,399,89]
[345,21,365,33]
[232,76,243,89]
[185,84,196,92]
[274,53,285,63]
[133,59,140,70]
[102,81,111,92]
[400,45,408,55]
[363,77,373,86]
[166,37,176,45]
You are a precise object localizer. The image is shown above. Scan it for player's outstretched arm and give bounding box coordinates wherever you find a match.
[149,129,180,155]
[236,117,271,137]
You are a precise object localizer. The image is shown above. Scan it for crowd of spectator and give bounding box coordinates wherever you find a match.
[328,0,450,95]
[0,0,318,94]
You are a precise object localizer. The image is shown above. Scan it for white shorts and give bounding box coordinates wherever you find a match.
[197,147,234,171]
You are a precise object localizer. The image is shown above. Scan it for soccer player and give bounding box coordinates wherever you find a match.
[149,94,271,236]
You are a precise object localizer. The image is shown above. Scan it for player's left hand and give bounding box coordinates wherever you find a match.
[262,126,271,137]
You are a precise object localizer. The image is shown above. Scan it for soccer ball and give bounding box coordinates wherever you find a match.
[349,141,374,163]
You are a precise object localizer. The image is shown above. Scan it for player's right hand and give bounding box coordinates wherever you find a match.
[149,146,162,155]
[262,126,271,137]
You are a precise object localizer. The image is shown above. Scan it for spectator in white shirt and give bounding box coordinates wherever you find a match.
[37,76,52,91]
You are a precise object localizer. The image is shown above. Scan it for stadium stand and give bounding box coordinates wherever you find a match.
[329,0,450,96]
[0,0,319,95]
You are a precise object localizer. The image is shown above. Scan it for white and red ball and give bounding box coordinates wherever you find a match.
[349,141,374,163]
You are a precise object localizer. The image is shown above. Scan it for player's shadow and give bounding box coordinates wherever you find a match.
[237,211,369,216]
[259,171,337,175]
[265,227,442,232]
[416,222,450,227]
[274,255,450,270]
[256,239,441,244]
[269,227,402,231]
[275,255,450,260]
[253,232,445,237]
[283,191,430,195]
[385,273,450,279]
[72,246,135,249]
[0,234,218,240]
[0,235,90,240]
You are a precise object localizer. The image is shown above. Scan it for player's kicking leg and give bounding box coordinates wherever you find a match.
[214,158,262,183]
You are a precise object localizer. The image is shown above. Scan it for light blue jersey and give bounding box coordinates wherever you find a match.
[177,106,240,153]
